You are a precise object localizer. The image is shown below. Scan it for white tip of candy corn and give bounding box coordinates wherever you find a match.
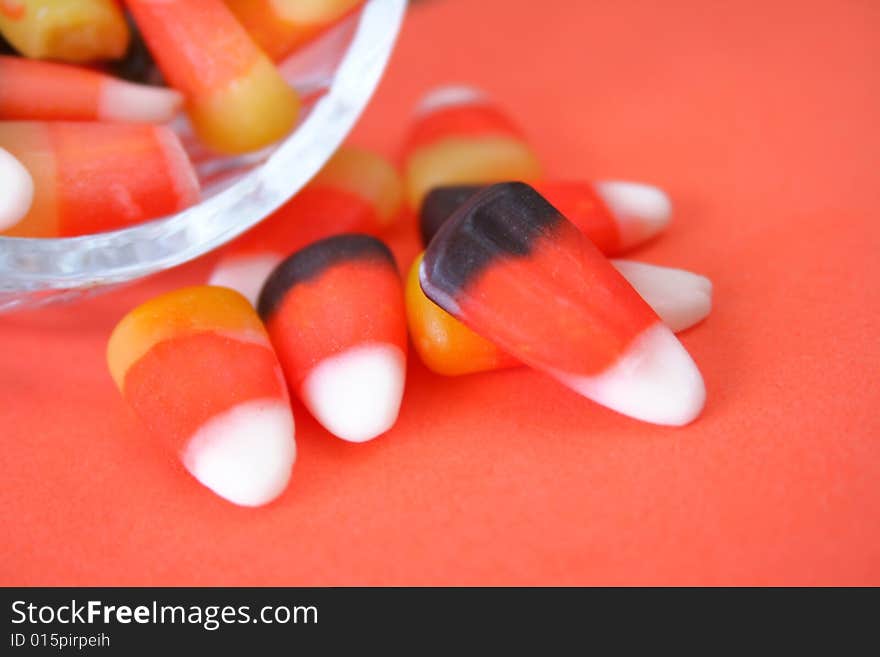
[613,260,712,332]
[181,399,296,507]
[302,343,406,443]
[0,148,34,232]
[417,85,487,116]
[553,323,705,426]
[100,79,184,123]
[209,254,284,306]
[595,181,671,250]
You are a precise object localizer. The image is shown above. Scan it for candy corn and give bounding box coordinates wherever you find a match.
[210,146,402,304]
[609,260,712,333]
[258,234,407,442]
[420,183,705,426]
[0,121,199,237]
[402,85,542,209]
[128,0,300,154]
[107,286,296,507]
[420,180,671,255]
[225,0,364,61]
[0,0,129,63]
[407,253,712,376]
[0,55,182,123]
[0,146,33,233]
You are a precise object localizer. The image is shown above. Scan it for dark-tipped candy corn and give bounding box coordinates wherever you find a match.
[407,253,712,376]
[420,180,671,255]
[107,286,296,507]
[258,234,407,442]
[0,146,33,233]
[225,0,364,61]
[128,0,300,154]
[210,146,403,304]
[0,55,182,123]
[402,85,542,209]
[420,183,706,426]
[0,0,129,62]
[0,121,199,237]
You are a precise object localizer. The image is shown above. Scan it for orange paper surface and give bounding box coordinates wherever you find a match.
[1,0,878,585]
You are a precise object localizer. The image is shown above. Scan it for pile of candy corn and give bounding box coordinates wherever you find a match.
[108,86,713,507]
[0,0,364,236]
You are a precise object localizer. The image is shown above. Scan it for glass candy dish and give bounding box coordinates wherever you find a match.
[0,0,407,312]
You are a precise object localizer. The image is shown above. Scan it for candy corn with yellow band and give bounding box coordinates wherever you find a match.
[402,85,542,209]
[107,286,296,507]
[0,121,199,237]
[128,0,300,154]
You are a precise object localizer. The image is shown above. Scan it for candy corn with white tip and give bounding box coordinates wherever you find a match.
[402,85,541,209]
[107,286,296,507]
[420,180,671,255]
[407,252,712,376]
[225,0,364,60]
[0,0,129,63]
[258,234,407,442]
[0,55,182,123]
[128,0,300,154]
[420,183,706,426]
[0,121,199,237]
[0,146,34,233]
[210,146,403,304]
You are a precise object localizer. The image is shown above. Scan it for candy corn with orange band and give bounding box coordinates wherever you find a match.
[107,286,296,507]
[225,0,364,61]
[127,0,300,154]
[0,0,129,62]
[420,183,706,426]
[258,235,407,443]
[420,180,672,255]
[210,146,403,304]
[0,55,182,123]
[0,121,199,237]
[407,252,712,377]
[402,85,542,209]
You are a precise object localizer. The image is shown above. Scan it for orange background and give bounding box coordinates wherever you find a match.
[1,0,878,585]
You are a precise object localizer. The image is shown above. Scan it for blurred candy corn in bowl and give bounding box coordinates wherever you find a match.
[0,0,406,312]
